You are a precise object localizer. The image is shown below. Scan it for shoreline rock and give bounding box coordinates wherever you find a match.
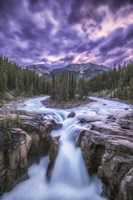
[0,112,55,195]
[41,97,96,109]
[0,97,133,200]
[80,112,133,200]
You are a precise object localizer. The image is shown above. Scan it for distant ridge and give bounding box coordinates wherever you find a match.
[24,63,108,78]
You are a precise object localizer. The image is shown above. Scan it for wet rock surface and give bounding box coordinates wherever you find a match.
[46,136,59,180]
[67,112,76,118]
[0,111,54,195]
[80,112,133,200]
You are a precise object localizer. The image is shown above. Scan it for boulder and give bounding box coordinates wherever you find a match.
[68,112,76,118]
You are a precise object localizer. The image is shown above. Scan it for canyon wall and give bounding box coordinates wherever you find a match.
[0,111,54,194]
[0,108,133,200]
[80,113,133,200]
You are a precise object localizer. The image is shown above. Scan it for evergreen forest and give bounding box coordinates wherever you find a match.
[0,55,50,99]
[87,62,133,102]
[0,55,133,103]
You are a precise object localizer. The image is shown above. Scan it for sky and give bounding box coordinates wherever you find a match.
[0,0,133,68]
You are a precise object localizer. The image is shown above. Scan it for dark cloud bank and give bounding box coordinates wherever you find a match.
[0,0,133,67]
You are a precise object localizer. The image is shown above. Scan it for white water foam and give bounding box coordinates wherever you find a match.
[1,96,132,200]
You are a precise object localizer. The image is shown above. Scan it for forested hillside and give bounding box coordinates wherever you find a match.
[0,56,88,102]
[1,55,133,103]
[0,56,50,99]
[87,62,133,102]
[50,62,133,102]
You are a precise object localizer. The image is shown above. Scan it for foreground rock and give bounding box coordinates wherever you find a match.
[46,136,59,180]
[0,128,32,192]
[68,112,76,118]
[0,111,54,195]
[80,112,133,200]
[0,97,133,200]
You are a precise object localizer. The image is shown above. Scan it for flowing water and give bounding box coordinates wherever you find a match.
[0,97,132,200]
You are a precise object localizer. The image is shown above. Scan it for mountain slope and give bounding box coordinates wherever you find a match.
[25,63,108,79]
[87,62,133,102]
[53,63,108,78]
[23,64,52,77]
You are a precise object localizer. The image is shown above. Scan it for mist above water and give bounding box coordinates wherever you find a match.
[1,155,104,200]
[1,96,132,200]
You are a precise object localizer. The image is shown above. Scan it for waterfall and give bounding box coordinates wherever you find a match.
[1,104,106,200]
[3,95,131,200]
[50,142,89,188]
[50,111,92,190]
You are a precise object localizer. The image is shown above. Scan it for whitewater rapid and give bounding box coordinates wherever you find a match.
[0,97,132,200]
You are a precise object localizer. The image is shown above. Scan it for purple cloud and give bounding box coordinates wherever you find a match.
[0,0,133,67]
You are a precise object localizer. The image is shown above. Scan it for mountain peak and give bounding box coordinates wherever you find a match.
[24,62,108,78]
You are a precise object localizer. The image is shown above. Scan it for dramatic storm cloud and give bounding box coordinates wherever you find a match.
[0,0,133,67]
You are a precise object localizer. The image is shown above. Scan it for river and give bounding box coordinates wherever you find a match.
[0,97,132,200]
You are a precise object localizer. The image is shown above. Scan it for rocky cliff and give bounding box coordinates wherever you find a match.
[80,113,133,200]
[36,110,133,200]
[0,111,54,195]
[0,101,133,200]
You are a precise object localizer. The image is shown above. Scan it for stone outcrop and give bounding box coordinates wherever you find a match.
[119,167,133,200]
[0,99,133,200]
[46,136,59,180]
[80,113,133,200]
[0,111,55,195]
[0,128,32,192]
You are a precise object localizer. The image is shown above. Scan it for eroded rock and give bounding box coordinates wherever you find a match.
[0,112,54,194]
[46,136,59,180]
[119,167,133,200]
[80,113,133,200]
[0,127,32,193]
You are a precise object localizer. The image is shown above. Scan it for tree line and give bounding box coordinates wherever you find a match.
[87,62,133,102]
[0,55,51,99]
[50,62,133,102]
[50,72,88,101]
[0,55,88,101]
[0,55,133,103]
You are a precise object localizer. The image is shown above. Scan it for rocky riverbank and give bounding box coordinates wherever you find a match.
[0,97,133,200]
[0,111,57,195]
[41,97,96,109]
[46,109,133,200]
[80,112,133,200]
[0,99,26,115]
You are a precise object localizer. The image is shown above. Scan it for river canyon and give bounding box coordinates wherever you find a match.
[0,97,133,200]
